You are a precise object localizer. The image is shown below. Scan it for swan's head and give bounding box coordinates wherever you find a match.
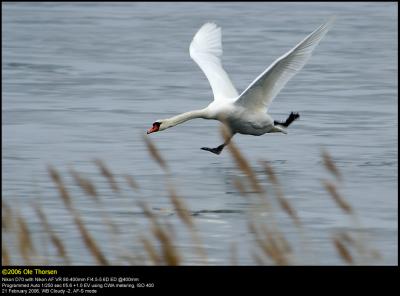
[147,115,184,134]
[147,121,166,134]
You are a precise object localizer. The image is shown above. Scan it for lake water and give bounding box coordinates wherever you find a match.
[2,2,397,265]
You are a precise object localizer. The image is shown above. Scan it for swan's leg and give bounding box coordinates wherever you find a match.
[274,112,300,127]
[201,134,234,155]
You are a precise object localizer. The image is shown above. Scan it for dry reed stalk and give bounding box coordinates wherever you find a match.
[262,161,301,226]
[168,186,194,229]
[342,228,373,264]
[247,220,258,235]
[250,217,291,266]
[124,174,140,192]
[262,161,279,185]
[48,165,110,265]
[260,226,289,265]
[48,166,73,211]
[322,149,342,181]
[188,233,207,264]
[334,208,375,264]
[262,242,284,265]
[94,222,120,259]
[321,153,374,263]
[151,223,180,265]
[248,221,281,265]
[232,177,248,196]
[140,236,162,265]
[34,204,70,265]
[143,135,168,172]
[248,220,264,248]
[69,169,99,202]
[167,184,208,262]
[137,201,156,221]
[336,230,367,261]
[70,168,119,234]
[277,197,301,226]
[72,211,109,265]
[273,231,292,254]
[2,201,13,232]
[323,180,353,214]
[138,201,180,265]
[333,236,353,264]
[221,127,264,194]
[338,231,355,244]
[16,215,36,265]
[94,159,120,193]
[255,234,283,265]
[228,145,263,194]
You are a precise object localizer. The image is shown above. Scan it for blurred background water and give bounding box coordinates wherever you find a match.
[2,2,397,265]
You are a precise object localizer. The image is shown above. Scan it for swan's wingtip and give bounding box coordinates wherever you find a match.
[206,21,218,26]
[200,22,220,31]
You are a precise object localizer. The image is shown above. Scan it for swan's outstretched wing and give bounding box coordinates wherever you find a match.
[235,17,335,112]
[190,23,239,102]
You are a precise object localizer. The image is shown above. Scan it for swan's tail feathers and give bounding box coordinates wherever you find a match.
[271,126,288,134]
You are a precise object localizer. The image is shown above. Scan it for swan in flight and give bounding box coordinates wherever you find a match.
[147,18,335,155]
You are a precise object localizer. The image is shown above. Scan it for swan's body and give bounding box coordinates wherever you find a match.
[147,18,335,154]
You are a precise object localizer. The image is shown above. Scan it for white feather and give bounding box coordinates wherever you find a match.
[189,23,239,102]
[235,17,335,112]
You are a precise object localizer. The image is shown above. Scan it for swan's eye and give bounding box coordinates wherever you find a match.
[147,122,161,134]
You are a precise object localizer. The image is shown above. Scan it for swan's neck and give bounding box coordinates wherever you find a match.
[162,109,208,130]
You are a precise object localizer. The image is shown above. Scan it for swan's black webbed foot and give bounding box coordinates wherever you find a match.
[274,112,300,127]
[201,144,225,155]
[287,112,300,125]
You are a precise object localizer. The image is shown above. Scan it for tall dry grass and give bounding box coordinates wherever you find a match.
[2,130,381,265]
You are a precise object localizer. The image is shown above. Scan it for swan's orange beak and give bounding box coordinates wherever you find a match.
[147,122,160,134]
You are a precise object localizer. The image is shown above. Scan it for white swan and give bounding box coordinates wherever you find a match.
[147,18,335,155]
